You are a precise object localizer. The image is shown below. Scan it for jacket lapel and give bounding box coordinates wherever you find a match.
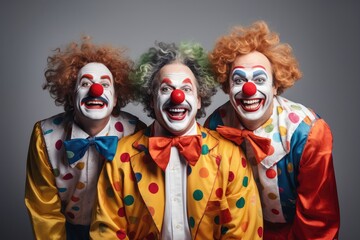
[129,128,165,234]
[127,125,222,237]
[187,126,220,237]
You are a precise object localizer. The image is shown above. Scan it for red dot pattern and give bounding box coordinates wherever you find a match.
[228,171,235,182]
[148,183,159,194]
[120,153,130,162]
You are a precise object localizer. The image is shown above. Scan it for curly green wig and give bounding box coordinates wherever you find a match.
[131,41,218,119]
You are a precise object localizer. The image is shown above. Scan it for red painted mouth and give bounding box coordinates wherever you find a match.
[236,98,264,112]
[81,97,108,109]
[166,107,188,120]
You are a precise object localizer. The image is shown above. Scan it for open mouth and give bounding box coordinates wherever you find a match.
[81,97,108,109]
[236,98,264,112]
[165,107,188,121]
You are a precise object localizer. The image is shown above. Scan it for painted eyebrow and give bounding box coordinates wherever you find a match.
[182,78,193,85]
[231,65,267,71]
[101,75,111,81]
[161,78,172,85]
[232,69,247,78]
[81,74,93,80]
[253,70,268,78]
[251,65,266,70]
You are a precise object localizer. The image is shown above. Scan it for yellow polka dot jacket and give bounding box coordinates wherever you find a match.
[25,112,146,239]
[90,124,263,239]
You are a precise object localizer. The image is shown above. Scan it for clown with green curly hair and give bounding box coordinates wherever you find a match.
[91,41,263,239]
[131,41,218,121]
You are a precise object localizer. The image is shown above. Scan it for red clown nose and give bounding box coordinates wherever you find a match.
[171,89,185,104]
[89,83,104,97]
[242,82,257,96]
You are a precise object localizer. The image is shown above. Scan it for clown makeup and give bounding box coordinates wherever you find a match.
[153,63,200,136]
[74,62,116,121]
[229,51,277,130]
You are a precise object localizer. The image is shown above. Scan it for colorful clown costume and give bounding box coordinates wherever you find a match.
[205,96,340,239]
[90,124,263,239]
[25,112,145,239]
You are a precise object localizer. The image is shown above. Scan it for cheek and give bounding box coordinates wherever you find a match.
[159,94,167,103]
[185,93,197,105]
[103,89,116,106]
[258,82,273,94]
[229,86,241,98]
[76,89,87,100]
[157,94,169,108]
[104,87,114,97]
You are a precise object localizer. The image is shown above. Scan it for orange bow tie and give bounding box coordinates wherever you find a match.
[148,135,202,171]
[216,125,271,164]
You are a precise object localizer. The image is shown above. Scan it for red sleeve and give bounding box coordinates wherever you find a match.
[289,119,340,239]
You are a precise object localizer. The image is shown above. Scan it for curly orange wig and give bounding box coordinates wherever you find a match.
[209,21,302,95]
[43,37,133,115]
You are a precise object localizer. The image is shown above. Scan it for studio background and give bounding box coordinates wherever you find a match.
[2,0,359,239]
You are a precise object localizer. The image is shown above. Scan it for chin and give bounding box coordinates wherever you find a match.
[165,126,186,135]
[83,110,111,119]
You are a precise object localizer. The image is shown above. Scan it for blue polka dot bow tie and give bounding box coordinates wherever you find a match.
[63,136,118,164]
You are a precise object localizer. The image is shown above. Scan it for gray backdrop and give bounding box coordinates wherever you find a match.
[2,0,359,239]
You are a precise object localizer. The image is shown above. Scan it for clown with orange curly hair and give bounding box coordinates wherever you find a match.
[205,21,340,239]
[25,38,145,240]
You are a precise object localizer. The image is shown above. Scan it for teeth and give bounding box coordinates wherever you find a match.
[168,108,185,113]
[87,101,104,105]
[243,99,260,105]
[246,104,259,109]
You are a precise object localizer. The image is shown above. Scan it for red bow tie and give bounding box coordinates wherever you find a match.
[216,125,271,164]
[148,135,202,171]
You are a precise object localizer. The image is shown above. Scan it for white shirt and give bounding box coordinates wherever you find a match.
[153,121,195,240]
[68,120,110,223]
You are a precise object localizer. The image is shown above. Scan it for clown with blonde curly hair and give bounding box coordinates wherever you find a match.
[205,21,340,239]
[91,42,263,239]
[25,37,145,240]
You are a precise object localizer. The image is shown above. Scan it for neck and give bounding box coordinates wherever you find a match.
[241,119,264,131]
[74,115,111,137]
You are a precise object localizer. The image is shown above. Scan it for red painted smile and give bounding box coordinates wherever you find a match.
[81,97,108,109]
[166,107,187,120]
[236,98,264,112]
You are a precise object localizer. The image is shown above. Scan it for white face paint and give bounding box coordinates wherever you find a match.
[153,63,201,136]
[229,51,277,130]
[74,62,116,121]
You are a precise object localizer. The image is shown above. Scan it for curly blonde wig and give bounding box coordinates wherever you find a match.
[43,37,133,115]
[210,21,302,95]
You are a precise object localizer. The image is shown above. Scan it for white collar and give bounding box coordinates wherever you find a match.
[70,119,111,139]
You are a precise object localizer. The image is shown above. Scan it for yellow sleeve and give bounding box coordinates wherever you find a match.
[90,148,129,239]
[25,122,66,240]
[223,143,263,239]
